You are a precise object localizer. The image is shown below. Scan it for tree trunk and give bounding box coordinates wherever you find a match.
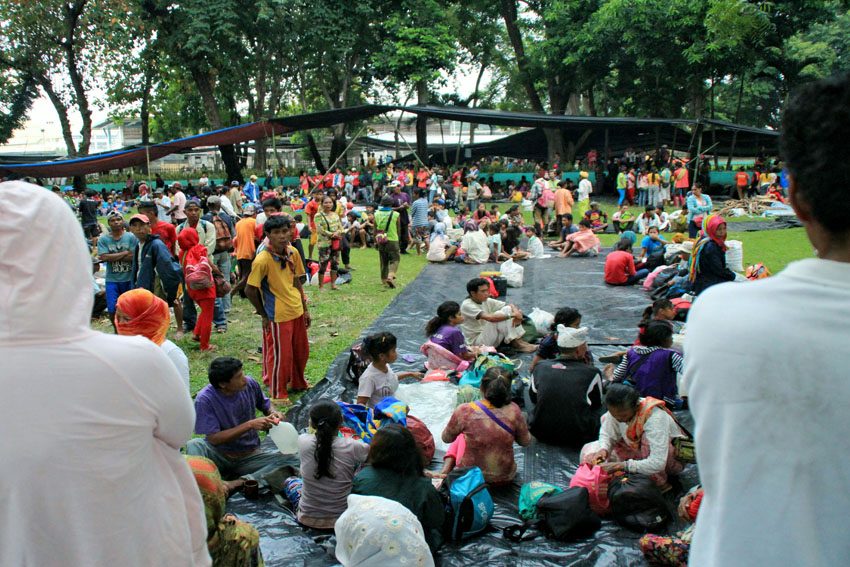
[306,133,326,173]
[543,129,566,165]
[190,67,242,181]
[62,0,92,155]
[38,75,77,156]
[328,123,347,169]
[564,129,593,170]
[416,80,428,162]
[499,0,545,113]
[140,68,152,174]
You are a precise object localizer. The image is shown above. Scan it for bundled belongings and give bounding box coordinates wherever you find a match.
[505,484,601,543]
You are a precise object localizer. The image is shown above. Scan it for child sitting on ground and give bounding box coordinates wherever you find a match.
[356,332,423,407]
[613,321,683,402]
[636,298,677,345]
[559,219,601,257]
[584,202,609,233]
[641,226,667,259]
[425,301,475,361]
[283,401,369,529]
[549,213,578,251]
[612,205,635,233]
[524,226,546,258]
[655,206,670,231]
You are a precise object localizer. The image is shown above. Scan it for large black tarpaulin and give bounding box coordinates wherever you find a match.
[228,253,698,566]
[1,104,777,177]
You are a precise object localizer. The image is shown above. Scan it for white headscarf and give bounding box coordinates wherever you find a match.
[334,495,434,567]
[556,325,589,348]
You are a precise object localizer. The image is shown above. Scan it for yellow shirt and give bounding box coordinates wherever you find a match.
[247,248,306,322]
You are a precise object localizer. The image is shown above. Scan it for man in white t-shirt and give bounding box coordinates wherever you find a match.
[154,187,172,223]
[459,277,535,352]
[685,74,850,566]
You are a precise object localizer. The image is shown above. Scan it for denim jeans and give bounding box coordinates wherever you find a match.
[211,251,232,326]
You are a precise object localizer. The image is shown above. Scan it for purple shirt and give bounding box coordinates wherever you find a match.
[430,324,468,357]
[194,377,270,454]
[391,192,411,208]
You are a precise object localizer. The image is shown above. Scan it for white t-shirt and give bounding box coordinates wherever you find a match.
[526,236,545,258]
[686,258,850,566]
[461,230,490,264]
[357,363,399,408]
[156,195,172,223]
[578,178,593,201]
[460,297,508,344]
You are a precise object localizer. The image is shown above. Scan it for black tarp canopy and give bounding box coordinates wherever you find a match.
[0,104,778,177]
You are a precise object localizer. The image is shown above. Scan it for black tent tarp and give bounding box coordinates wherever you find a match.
[230,253,698,566]
[0,104,778,177]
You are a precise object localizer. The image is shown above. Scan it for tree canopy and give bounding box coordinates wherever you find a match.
[1,0,848,173]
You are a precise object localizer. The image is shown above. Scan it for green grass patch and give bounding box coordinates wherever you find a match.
[93,244,428,397]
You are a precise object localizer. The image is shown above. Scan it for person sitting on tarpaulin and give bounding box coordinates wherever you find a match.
[459,277,536,353]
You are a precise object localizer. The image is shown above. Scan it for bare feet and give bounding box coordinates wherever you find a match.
[174,330,185,341]
[509,338,537,353]
[200,344,217,352]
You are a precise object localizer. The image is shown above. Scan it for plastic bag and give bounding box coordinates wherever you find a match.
[501,259,524,288]
[521,198,533,212]
[725,239,744,272]
[529,307,554,335]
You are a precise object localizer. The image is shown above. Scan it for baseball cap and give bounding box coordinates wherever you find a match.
[207,195,221,205]
[128,213,150,224]
[231,180,240,186]
[107,212,124,221]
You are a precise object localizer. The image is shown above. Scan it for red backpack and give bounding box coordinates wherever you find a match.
[185,256,214,290]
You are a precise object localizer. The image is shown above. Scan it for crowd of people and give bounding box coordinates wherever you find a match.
[3,73,850,567]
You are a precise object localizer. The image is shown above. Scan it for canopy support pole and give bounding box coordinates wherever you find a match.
[145,144,151,180]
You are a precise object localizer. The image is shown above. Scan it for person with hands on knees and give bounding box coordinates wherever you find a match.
[186,357,297,495]
[582,383,684,489]
[459,277,536,352]
[356,332,422,408]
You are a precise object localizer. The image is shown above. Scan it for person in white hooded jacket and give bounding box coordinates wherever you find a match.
[0,181,210,566]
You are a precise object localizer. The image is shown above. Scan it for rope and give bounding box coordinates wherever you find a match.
[308,124,368,191]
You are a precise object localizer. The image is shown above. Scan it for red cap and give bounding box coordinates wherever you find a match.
[128,213,150,224]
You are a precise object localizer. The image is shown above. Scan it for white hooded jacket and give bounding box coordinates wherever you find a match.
[0,181,210,566]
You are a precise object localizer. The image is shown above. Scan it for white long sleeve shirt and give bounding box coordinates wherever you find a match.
[0,181,210,567]
[686,258,850,566]
[598,406,682,475]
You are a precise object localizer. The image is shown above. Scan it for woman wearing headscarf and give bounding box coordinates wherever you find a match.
[177,226,217,351]
[186,456,264,567]
[334,495,434,567]
[688,214,736,295]
[116,288,190,392]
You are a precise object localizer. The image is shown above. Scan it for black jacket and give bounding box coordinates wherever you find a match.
[693,241,736,295]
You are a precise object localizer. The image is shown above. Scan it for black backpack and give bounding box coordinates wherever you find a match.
[607,473,671,533]
[536,488,601,541]
[345,343,371,385]
[503,487,601,543]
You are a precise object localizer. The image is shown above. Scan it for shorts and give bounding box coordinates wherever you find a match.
[309,230,318,246]
[154,275,181,304]
[83,224,101,238]
[105,280,133,314]
[412,225,430,243]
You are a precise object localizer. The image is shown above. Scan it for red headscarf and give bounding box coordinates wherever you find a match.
[702,214,727,251]
[177,226,208,267]
[115,289,170,345]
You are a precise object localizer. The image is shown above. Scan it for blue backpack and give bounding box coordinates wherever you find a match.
[441,466,494,540]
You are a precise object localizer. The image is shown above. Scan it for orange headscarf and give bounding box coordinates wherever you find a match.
[115,288,170,345]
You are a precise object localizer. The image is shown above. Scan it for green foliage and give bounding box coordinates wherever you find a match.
[0,71,37,143]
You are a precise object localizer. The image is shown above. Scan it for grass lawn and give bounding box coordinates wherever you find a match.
[93,198,811,399]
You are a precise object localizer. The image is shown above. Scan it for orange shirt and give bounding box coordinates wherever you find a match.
[234,217,258,260]
[553,187,574,215]
[304,200,320,230]
[735,171,749,187]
